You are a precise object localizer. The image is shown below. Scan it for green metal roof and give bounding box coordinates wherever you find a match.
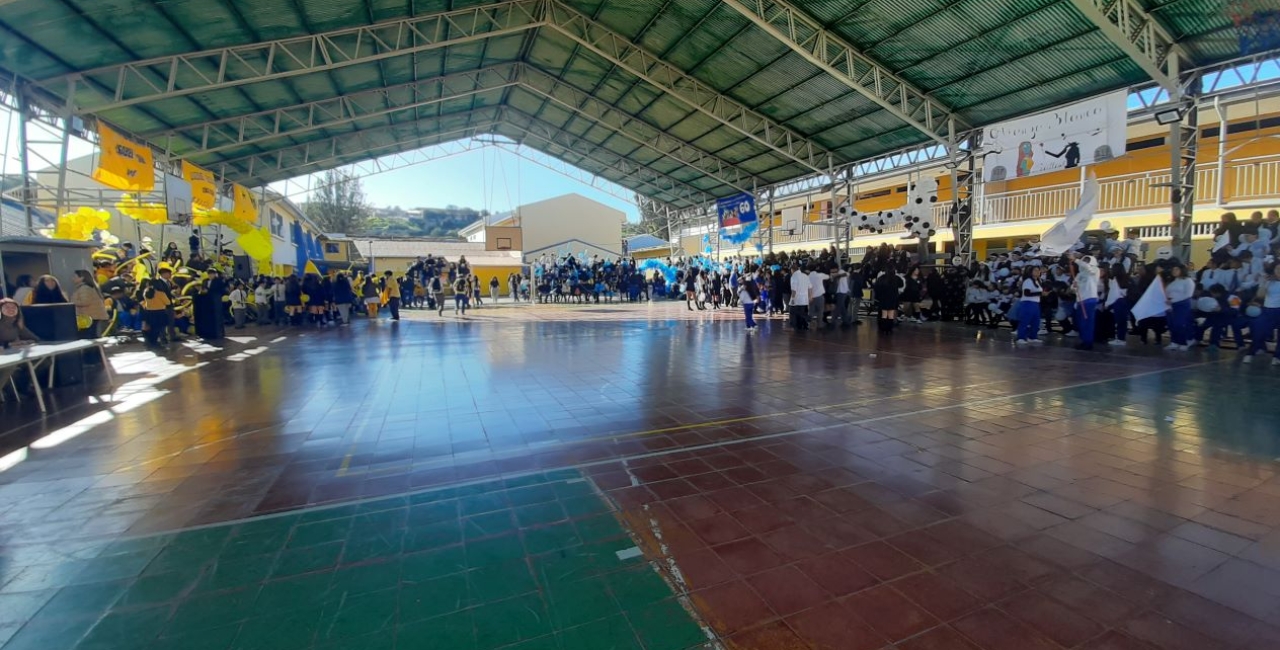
[0,0,1255,209]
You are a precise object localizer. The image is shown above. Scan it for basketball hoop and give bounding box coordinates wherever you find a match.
[1230,0,1280,55]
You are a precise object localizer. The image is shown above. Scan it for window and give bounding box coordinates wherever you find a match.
[269,210,284,237]
[324,243,341,254]
[496,238,513,250]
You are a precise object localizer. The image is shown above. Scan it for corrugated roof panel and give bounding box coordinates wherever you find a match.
[225,0,312,41]
[659,5,750,74]
[827,0,955,51]
[633,0,719,56]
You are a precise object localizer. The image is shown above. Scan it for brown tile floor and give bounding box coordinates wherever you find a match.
[3,300,1280,649]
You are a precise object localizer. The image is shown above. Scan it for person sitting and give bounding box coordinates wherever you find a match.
[1,298,38,349]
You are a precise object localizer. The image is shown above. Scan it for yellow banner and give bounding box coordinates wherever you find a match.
[92,123,154,192]
[182,161,217,210]
[232,184,259,226]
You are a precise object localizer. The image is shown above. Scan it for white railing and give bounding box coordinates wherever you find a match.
[1234,158,1280,200]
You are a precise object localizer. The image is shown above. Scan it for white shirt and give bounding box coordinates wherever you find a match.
[789,272,810,306]
[1265,280,1280,308]
[1021,278,1042,303]
[836,274,850,294]
[808,272,829,300]
[1166,277,1195,303]
[229,288,247,310]
[273,284,286,301]
[1075,273,1099,302]
[254,287,270,304]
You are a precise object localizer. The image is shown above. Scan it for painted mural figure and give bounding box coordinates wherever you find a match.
[1016,142,1035,177]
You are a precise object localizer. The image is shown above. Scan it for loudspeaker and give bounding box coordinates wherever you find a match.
[192,293,224,340]
[20,303,85,386]
[233,255,252,280]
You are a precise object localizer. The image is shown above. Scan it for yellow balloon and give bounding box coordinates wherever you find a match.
[117,194,169,225]
[52,207,110,241]
[237,227,274,261]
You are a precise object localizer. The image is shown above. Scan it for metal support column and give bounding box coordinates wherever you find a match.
[665,206,675,257]
[16,90,35,234]
[767,190,775,256]
[52,115,72,219]
[1170,76,1200,261]
[1214,97,1227,206]
[949,128,977,265]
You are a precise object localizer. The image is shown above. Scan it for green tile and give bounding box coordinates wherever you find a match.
[462,511,517,541]
[74,550,158,584]
[118,569,203,607]
[396,609,475,650]
[196,554,278,593]
[32,579,127,621]
[315,631,395,650]
[271,541,343,578]
[507,635,562,650]
[401,546,468,580]
[553,479,596,500]
[459,493,509,517]
[407,501,459,526]
[403,521,463,552]
[166,587,260,633]
[467,560,536,602]
[398,572,469,623]
[465,534,525,568]
[0,591,56,627]
[575,513,626,543]
[287,519,353,549]
[559,614,643,650]
[515,502,567,528]
[523,522,582,555]
[341,530,405,565]
[530,549,600,586]
[604,567,672,608]
[330,560,401,598]
[77,605,170,650]
[507,484,559,507]
[297,504,360,525]
[167,528,233,556]
[151,623,239,650]
[352,510,408,538]
[255,572,333,611]
[472,593,552,649]
[561,494,609,519]
[219,529,292,561]
[233,606,322,650]
[99,535,174,558]
[546,576,618,628]
[316,588,398,644]
[2,617,94,650]
[629,599,705,650]
[144,545,214,576]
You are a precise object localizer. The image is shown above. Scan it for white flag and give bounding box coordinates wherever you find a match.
[1039,176,1100,257]
[1130,278,1169,322]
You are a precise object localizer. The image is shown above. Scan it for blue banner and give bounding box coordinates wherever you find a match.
[716,193,757,228]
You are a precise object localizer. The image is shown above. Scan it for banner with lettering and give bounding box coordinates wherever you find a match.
[92,123,154,192]
[716,192,757,228]
[182,161,218,210]
[981,91,1127,182]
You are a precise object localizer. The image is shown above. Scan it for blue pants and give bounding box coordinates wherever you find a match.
[1077,298,1099,346]
[743,302,756,328]
[1198,310,1245,347]
[1016,300,1041,341]
[1248,307,1280,358]
[1112,298,1130,341]
[1169,299,1193,345]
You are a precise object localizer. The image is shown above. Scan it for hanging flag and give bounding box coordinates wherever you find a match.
[92,123,154,192]
[232,184,259,226]
[304,260,321,276]
[1131,278,1169,322]
[1038,176,1100,257]
[182,161,218,210]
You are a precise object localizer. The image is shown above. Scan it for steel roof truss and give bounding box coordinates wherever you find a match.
[1066,0,1184,95]
[718,0,961,146]
[545,0,835,176]
[37,0,546,113]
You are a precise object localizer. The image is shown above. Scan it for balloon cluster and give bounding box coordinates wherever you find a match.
[52,207,111,241]
[902,177,940,240]
[719,220,758,246]
[236,227,274,262]
[116,194,169,225]
[637,258,678,284]
[193,206,255,234]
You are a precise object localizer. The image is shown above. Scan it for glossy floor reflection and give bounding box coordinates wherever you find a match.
[2,303,1280,649]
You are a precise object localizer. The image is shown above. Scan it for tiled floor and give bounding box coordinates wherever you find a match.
[3,301,1280,649]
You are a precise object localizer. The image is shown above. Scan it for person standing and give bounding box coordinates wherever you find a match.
[70,270,109,338]
[254,280,272,326]
[453,275,469,315]
[808,265,829,328]
[1074,257,1100,351]
[383,270,401,320]
[333,273,355,324]
[430,274,445,316]
[229,281,248,329]
[788,263,810,331]
[1015,266,1044,345]
[361,274,380,318]
[1244,264,1280,365]
[739,274,759,331]
[490,276,500,303]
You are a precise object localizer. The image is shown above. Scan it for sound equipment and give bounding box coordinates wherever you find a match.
[232,255,252,280]
[192,293,224,340]
[20,303,85,386]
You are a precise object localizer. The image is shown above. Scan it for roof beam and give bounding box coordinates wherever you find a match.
[34,0,545,114]
[517,66,756,195]
[223,106,503,184]
[501,107,711,208]
[1066,0,1184,95]
[151,64,521,161]
[481,139,653,207]
[544,0,836,176]
[718,0,961,146]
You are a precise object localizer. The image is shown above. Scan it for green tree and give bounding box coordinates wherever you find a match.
[305,170,371,234]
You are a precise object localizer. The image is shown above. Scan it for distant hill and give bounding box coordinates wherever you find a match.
[359,205,487,238]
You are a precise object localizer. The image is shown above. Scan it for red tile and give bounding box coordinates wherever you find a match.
[746,565,831,616]
[1015,533,1104,570]
[1122,610,1234,650]
[880,499,951,528]
[843,541,925,581]
[707,486,767,512]
[786,601,887,650]
[924,520,1003,555]
[895,625,982,650]
[701,452,747,471]
[723,465,769,485]
[1001,590,1105,647]
[632,464,677,483]
[668,458,715,476]
[1034,574,1140,626]
[1078,560,1176,607]
[887,530,966,567]
[937,554,1028,602]
[1154,590,1267,649]
[842,584,939,641]
[756,460,803,478]
[779,496,835,522]
[686,471,736,492]
[693,579,776,635]
[1077,630,1160,650]
[951,607,1062,650]
[759,524,832,562]
[676,547,736,590]
[667,494,723,522]
[726,620,809,650]
[810,487,876,514]
[977,545,1059,583]
[845,507,911,538]
[793,553,879,599]
[609,485,657,508]
[647,478,699,500]
[778,472,835,496]
[732,504,795,535]
[803,517,879,550]
[744,479,799,504]
[890,571,983,622]
[713,537,785,576]
[591,470,633,490]
[687,513,751,546]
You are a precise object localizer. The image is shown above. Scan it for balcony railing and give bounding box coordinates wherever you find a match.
[702,153,1280,250]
